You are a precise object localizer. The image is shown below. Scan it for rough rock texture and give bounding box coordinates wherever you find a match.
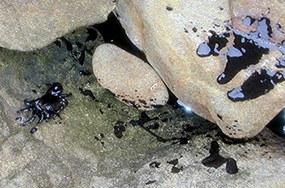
[115,0,285,138]
[0,0,115,51]
[92,43,169,110]
[0,22,284,188]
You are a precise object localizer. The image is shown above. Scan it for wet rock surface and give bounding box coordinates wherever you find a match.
[115,0,285,139]
[0,24,284,187]
[0,0,115,51]
[92,43,169,110]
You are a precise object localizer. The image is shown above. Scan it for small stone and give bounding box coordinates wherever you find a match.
[92,43,169,110]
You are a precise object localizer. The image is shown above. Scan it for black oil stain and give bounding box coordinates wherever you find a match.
[202,141,239,174]
[216,33,269,84]
[167,158,178,165]
[30,127,38,134]
[149,161,161,168]
[79,88,97,100]
[196,16,285,102]
[114,121,126,139]
[171,166,183,173]
[217,114,223,120]
[196,30,228,57]
[227,69,285,101]
[166,6,173,11]
[202,141,226,168]
[226,158,238,174]
[146,180,156,185]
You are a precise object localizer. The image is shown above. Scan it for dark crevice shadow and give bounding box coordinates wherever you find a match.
[94,12,147,62]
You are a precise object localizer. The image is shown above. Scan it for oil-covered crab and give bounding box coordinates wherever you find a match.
[17,83,70,133]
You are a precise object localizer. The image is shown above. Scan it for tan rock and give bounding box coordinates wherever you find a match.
[115,0,285,138]
[0,0,115,51]
[92,43,169,110]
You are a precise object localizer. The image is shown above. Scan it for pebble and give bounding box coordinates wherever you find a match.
[92,43,169,110]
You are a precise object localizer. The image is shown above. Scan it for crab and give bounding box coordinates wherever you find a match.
[17,83,70,133]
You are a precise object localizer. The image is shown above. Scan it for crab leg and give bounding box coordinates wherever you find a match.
[17,106,32,113]
[37,112,46,124]
[21,115,36,126]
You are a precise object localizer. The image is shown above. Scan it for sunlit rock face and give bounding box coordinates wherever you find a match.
[0,0,115,51]
[115,0,285,138]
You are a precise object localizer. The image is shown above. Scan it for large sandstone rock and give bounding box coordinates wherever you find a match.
[92,43,169,110]
[0,0,115,51]
[115,0,285,138]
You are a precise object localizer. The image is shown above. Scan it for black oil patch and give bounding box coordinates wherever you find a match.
[30,127,38,134]
[171,166,183,173]
[196,31,228,57]
[149,161,161,168]
[226,158,238,174]
[113,121,126,139]
[167,158,178,165]
[217,33,269,84]
[146,180,156,185]
[79,88,97,100]
[227,70,285,101]
[196,16,285,102]
[202,141,226,168]
[217,114,223,120]
[166,6,173,11]
[202,141,239,174]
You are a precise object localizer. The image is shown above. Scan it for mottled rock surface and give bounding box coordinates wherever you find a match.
[92,43,169,110]
[0,0,115,51]
[116,0,285,138]
[0,23,284,188]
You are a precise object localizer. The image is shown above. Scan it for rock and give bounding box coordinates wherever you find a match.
[92,43,169,110]
[115,0,285,138]
[0,0,115,51]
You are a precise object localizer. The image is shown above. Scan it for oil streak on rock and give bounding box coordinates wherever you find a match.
[196,16,285,102]
[228,69,285,101]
